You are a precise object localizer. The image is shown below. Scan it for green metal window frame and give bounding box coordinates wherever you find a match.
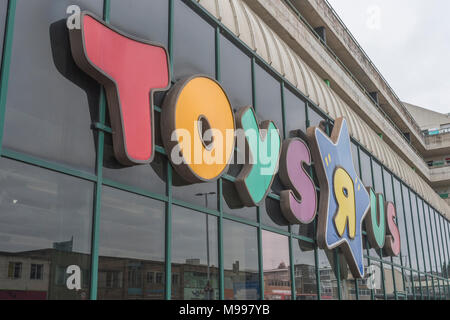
[0,0,448,300]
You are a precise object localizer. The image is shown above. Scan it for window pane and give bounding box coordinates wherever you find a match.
[292,240,317,300]
[410,192,424,272]
[430,210,442,274]
[172,172,218,210]
[359,151,372,188]
[254,64,283,138]
[417,199,430,272]
[103,139,167,195]
[382,169,393,202]
[223,220,260,300]
[262,231,291,300]
[172,206,219,300]
[173,0,215,80]
[372,161,383,194]
[317,250,338,300]
[3,0,103,173]
[284,87,306,136]
[425,204,437,273]
[393,179,408,269]
[434,212,445,277]
[401,185,417,270]
[97,187,165,300]
[259,197,289,232]
[110,0,168,47]
[219,35,252,109]
[222,179,258,222]
[0,158,93,300]
[307,107,325,128]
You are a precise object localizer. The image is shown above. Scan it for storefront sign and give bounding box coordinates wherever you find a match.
[69,11,400,279]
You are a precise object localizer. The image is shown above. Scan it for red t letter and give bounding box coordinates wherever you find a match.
[70,12,170,165]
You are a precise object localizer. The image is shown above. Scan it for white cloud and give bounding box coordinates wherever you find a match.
[327,0,450,115]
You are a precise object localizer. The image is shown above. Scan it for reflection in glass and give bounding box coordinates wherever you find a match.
[219,34,252,109]
[0,158,93,300]
[172,171,218,210]
[317,250,339,300]
[308,107,326,129]
[259,197,289,231]
[254,64,283,139]
[3,0,103,173]
[262,231,290,300]
[222,179,257,221]
[98,187,165,300]
[103,136,167,196]
[109,0,168,47]
[173,0,215,80]
[292,239,317,300]
[172,206,219,300]
[223,220,260,300]
[283,87,306,136]
[359,150,372,188]
[351,142,359,175]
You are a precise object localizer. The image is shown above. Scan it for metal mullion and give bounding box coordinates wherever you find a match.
[427,205,440,299]
[366,158,376,300]
[312,219,321,300]
[407,189,423,299]
[261,225,291,238]
[89,0,110,300]
[280,81,287,139]
[164,0,174,300]
[222,213,259,228]
[257,206,264,300]
[381,165,398,300]
[443,221,450,297]
[334,250,342,300]
[437,214,449,298]
[171,198,220,217]
[1,148,97,182]
[415,195,430,299]
[89,89,106,300]
[421,200,436,298]
[165,164,173,300]
[433,209,445,299]
[102,178,168,203]
[218,179,224,300]
[399,183,415,299]
[291,233,315,244]
[354,143,364,299]
[288,233,296,300]
[0,0,16,155]
[215,23,224,301]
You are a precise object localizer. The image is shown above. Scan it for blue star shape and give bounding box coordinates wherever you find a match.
[312,118,370,278]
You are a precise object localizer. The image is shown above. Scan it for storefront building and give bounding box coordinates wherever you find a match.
[0,0,449,300]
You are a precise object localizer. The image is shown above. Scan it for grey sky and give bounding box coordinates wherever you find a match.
[327,0,450,115]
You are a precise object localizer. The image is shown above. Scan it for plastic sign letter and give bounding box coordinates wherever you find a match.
[161,76,235,183]
[307,117,370,279]
[69,12,170,165]
[365,188,386,250]
[279,138,317,224]
[235,106,281,207]
[383,201,401,256]
[333,167,357,239]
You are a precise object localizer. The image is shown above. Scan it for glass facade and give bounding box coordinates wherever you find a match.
[0,0,448,301]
